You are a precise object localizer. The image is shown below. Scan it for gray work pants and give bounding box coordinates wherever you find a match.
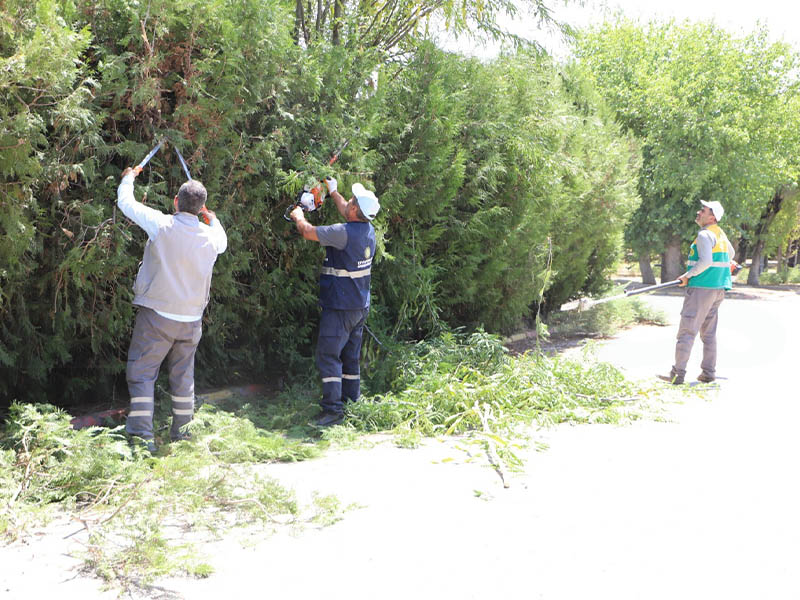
[672,287,725,378]
[125,307,202,440]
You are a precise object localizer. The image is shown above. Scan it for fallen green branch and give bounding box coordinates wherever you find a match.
[349,330,658,476]
[0,401,328,590]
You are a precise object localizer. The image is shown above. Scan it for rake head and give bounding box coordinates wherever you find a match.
[558,297,596,312]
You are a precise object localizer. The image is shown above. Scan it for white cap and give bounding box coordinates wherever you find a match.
[352,183,380,221]
[701,200,724,221]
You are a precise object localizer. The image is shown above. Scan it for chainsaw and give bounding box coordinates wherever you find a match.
[283,139,350,222]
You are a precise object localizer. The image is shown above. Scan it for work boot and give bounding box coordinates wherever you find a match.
[657,370,684,385]
[696,372,716,383]
[129,435,157,455]
[171,431,193,442]
[314,410,344,427]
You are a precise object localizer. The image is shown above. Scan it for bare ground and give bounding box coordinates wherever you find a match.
[3,283,800,599]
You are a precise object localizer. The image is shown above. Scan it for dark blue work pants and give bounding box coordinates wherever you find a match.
[316,307,368,414]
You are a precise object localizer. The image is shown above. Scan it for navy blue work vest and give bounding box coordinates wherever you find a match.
[319,221,376,310]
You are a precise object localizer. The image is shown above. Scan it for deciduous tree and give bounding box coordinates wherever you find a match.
[577,21,800,283]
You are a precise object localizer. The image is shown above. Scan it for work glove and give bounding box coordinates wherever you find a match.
[325,176,337,195]
[298,191,316,212]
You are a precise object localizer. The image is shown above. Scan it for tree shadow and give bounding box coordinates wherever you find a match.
[191,381,321,440]
[64,378,324,444]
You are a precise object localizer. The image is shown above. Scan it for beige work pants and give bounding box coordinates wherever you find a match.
[672,287,725,378]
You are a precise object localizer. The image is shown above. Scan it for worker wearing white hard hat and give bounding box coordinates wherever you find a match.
[290,178,380,426]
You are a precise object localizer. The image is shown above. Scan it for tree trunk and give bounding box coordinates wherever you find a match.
[661,236,683,282]
[747,242,766,285]
[746,188,785,286]
[737,237,749,266]
[332,0,342,45]
[729,237,739,263]
[638,251,656,284]
[294,0,308,45]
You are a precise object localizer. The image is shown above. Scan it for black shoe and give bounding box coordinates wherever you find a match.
[657,371,684,385]
[696,372,716,383]
[314,411,344,427]
[129,436,157,455]
[171,431,193,442]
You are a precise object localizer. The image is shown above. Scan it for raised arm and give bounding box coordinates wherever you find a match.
[116,167,170,240]
[325,177,349,219]
[289,205,319,242]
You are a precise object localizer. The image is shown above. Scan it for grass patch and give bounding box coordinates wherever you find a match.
[756,266,800,285]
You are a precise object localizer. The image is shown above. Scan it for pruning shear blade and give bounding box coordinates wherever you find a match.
[174,146,192,180]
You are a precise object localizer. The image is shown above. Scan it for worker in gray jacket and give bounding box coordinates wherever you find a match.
[117,167,227,452]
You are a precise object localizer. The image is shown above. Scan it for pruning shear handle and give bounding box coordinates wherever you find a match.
[134,140,164,174]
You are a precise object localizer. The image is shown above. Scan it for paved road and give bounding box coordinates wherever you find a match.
[165,286,800,600]
[3,286,799,599]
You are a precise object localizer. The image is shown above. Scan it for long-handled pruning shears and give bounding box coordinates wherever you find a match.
[127,139,211,223]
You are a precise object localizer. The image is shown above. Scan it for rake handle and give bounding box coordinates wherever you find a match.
[621,279,682,297]
[590,279,681,306]
[560,279,682,311]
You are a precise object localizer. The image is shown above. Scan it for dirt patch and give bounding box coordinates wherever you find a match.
[504,332,598,355]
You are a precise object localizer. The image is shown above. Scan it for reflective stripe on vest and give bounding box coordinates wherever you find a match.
[319,221,376,310]
[687,261,730,268]
[320,266,372,279]
[687,224,732,290]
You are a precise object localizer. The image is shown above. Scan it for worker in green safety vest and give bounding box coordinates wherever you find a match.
[659,200,734,385]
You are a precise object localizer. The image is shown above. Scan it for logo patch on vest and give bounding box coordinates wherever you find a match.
[364,247,371,259]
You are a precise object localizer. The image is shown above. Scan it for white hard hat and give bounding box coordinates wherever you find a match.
[352,183,380,221]
[700,200,724,221]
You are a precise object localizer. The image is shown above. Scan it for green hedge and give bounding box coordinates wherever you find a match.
[0,0,640,406]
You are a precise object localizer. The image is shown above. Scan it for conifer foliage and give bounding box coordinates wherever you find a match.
[368,46,641,335]
[1,0,639,406]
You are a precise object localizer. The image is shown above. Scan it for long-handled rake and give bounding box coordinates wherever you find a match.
[559,280,682,312]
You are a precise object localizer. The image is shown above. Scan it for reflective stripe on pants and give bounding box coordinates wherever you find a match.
[316,307,368,414]
[125,307,202,438]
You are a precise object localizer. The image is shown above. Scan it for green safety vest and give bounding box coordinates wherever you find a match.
[687,223,732,290]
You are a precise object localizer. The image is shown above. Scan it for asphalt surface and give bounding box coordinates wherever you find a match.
[3,285,799,599]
